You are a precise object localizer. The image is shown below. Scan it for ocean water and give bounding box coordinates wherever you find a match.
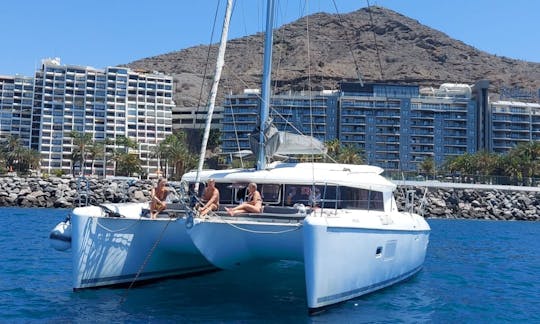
[0,207,539,323]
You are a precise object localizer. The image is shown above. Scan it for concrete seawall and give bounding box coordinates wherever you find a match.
[0,176,539,221]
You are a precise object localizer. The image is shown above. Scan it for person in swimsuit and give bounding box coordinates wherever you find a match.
[225,182,262,216]
[198,178,220,216]
[150,178,169,219]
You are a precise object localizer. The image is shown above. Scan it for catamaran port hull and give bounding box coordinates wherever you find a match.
[70,203,214,289]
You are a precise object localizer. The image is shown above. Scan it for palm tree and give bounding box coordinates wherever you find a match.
[508,141,540,185]
[2,135,21,171]
[208,128,222,150]
[156,132,195,179]
[443,153,475,182]
[0,135,40,174]
[324,139,341,162]
[115,152,142,177]
[112,135,139,176]
[337,144,364,164]
[499,154,522,184]
[0,148,5,172]
[19,148,40,173]
[87,141,104,176]
[69,131,93,176]
[470,150,499,183]
[473,151,498,175]
[418,156,435,179]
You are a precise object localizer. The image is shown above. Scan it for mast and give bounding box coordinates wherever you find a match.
[257,0,275,170]
[194,0,233,191]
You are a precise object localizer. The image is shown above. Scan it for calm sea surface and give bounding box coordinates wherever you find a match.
[0,207,539,323]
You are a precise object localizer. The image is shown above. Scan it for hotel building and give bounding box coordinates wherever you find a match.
[0,75,34,148]
[1,58,174,177]
[490,100,540,154]
[221,81,502,172]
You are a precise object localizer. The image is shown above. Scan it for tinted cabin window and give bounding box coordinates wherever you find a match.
[215,183,233,204]
[340,187,384,211]
[260,184,281,204]
[284,185,310,206]
[369,191,384,211]
[236,187,247,203]
[189,182,205,198]
[316,185,337,208]
[284,184,337,208]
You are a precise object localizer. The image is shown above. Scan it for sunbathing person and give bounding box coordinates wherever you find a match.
[150,178,169,219]
[225,182,262,216]
[198,179,220,216]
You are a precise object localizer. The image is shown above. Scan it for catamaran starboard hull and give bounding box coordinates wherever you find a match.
[303,215,430,312]
[71,203,215,289]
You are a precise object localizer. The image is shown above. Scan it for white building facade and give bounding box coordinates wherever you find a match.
[0,75,34,148]
[0,58,174,177]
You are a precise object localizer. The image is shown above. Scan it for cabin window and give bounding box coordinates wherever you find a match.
[284,184,337,208]
[188,182,205,198]
[340,187,384,211]
[284,185,309,206]
[214,183,248,204]
[215,183,233,204]
[260,184,281,205]
[235,186,247,203]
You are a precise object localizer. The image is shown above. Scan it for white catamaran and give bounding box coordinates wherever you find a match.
[49,0,430,313]
[182,0,430,314]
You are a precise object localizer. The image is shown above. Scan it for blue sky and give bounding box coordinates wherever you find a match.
[1,0,538,76]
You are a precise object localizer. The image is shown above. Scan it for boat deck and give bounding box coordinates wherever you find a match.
[141,203,308,223]
[199,205,309,223]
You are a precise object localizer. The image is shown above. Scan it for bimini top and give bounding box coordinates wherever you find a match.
[182,162,395,192]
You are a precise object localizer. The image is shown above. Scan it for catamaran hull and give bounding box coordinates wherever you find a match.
[303,215,430,312]
[187,217,304,269]
[71,204,214,289]
[188,212,429,311]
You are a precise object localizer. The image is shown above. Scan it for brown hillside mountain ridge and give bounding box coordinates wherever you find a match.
[125,6,540,108]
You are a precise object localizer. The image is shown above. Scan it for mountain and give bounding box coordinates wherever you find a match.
[125,6,540,108]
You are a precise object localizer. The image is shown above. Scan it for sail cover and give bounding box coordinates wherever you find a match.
[249,122,327,159]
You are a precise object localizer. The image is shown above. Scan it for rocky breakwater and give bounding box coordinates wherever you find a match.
[0,176,156,209]
[395,187,540,221]
[1,176,539,221]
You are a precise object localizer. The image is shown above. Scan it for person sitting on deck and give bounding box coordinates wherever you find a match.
[225,182,263,216]
[197,179,220,217]
[150,178,169,219]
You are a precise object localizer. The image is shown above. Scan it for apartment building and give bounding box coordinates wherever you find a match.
[0,75,34,147]
[221,81,492,172]
[490,100,540,154]
[0,58,174,177]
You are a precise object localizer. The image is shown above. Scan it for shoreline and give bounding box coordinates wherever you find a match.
[0,176,538,221]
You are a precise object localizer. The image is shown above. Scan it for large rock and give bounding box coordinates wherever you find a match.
[54,198,71,208]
